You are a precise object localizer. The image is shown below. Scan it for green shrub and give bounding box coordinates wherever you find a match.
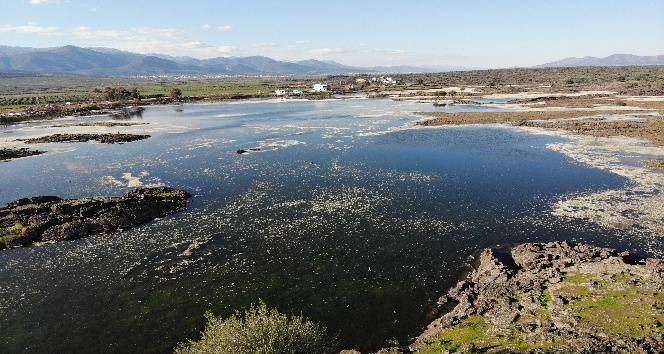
[175,301,336,354]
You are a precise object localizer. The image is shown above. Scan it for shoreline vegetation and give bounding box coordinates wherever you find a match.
[1,66,663,353]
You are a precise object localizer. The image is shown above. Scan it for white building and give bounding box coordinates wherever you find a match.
[382,77,397,85]
[312,83,330,92]
[275,89,287,96]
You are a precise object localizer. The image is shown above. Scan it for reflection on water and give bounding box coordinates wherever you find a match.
[0,99,651,353]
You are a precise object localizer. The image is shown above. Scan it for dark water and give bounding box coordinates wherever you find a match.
[0,99,645,353]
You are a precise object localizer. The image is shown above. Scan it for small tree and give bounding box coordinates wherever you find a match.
[118,88,131,100]
[170,88,183,100]
[104,86,115,100]
[175,301,336,354]
[130,87,140,100]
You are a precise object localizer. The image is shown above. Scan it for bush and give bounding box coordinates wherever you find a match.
[170,88,183,100]
[175,301,336,354]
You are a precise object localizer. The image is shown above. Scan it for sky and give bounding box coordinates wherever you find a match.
[1,0,663,68]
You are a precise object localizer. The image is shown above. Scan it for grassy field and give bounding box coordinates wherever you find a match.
[0,76,310,108]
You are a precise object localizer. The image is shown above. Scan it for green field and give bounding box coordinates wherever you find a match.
[0,76,311,108]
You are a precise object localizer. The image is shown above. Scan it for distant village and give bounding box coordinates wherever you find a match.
[275,76,398,96]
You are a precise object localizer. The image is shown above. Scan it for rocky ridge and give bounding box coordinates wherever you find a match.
[405,241,664,353]
[0,187,191,249]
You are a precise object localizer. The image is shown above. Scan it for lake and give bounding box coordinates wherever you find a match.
[0,98,647,352]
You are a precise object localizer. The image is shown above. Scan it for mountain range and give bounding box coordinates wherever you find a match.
[0,45,463,76]
[0,46,662,77]
[535,54,664,68]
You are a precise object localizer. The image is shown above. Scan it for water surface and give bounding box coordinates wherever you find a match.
[0,99,642,352]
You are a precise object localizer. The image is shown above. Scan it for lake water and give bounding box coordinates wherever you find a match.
[0,98,646,353]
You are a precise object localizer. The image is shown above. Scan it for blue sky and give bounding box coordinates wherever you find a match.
[1,0,663,68]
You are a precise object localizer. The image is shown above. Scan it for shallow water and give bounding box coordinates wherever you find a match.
[0,99,651,353]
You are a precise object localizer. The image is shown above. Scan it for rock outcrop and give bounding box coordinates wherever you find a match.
[0,147,46,162]
[19,133,150,144]
[0,187,191,249]
[411,241,664,353]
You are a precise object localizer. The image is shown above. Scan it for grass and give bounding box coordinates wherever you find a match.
[413,270,663,353]
[416,109,650,126]
[625,100,664,110]
[0,77,288,107]
[562,272,593,284]
[157,191,176,198]
[644,158,664,169]
[413,315,565,353]
[0,222,27,246]
[565,274,664,339]
[0,104,28,110]
[414,316,488,353]
[418,110,664,147]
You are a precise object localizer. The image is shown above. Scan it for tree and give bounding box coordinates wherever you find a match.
[118,88,131,100]
[170,88,183,100]
[130,87,140,100]
[175,301,336,354]
[103,87,131,101]
[104,87,115,100]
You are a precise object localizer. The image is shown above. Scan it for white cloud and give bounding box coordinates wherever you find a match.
[202,25,233,31]
[0,24,60,36]
[72,26,185,40]
[72,26,125,40]
[252,42,278,49]
[310,47,348,55]
[5,24,239,59]
[133,27,185,39]
[111,40,239,58]
[295,40,310,44]
[29,0,55,4]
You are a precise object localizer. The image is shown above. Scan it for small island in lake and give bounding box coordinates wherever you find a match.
[0,187,191,249]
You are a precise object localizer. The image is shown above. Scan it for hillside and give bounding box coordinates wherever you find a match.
[0,45,439,76]
[536,54,664,68]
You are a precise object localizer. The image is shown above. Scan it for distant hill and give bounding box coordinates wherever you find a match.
[535,54,664,68]
[0,45,453,76]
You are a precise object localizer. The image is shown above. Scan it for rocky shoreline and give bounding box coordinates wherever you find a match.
[0,147,46,161]
[18,133,151,144]
[384,241,664,353]
[0,187,191,249]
